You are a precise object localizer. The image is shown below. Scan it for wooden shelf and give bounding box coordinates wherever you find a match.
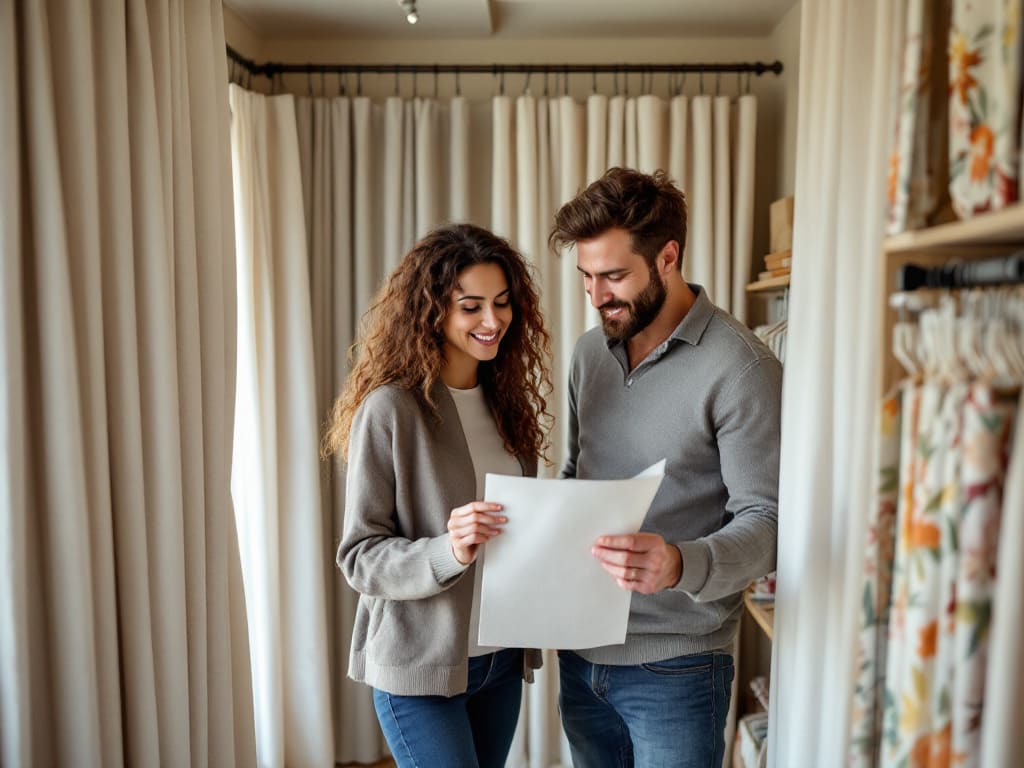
[745,274,790,293]
[882,203,1024,253]
[743,589,774,640]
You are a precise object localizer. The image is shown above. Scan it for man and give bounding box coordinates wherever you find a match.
[550,167,781,768]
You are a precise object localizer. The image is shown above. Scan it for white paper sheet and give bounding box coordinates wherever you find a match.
[477,461,665,649]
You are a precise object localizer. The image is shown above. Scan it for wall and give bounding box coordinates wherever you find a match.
[772,1,802,199]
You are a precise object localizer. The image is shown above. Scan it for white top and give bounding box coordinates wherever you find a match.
[447,385,521,656]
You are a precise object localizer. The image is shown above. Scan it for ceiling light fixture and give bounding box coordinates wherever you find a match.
[398,0,418,24]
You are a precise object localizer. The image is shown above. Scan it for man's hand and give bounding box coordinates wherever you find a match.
[591,533,682,594]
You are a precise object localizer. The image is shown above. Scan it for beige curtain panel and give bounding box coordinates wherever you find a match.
[0,1,256,766]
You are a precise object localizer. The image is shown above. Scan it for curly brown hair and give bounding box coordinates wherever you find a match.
[323,223,553,463]
[549,167,688,269]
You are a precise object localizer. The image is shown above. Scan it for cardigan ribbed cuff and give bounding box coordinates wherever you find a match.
[427,533,469,584]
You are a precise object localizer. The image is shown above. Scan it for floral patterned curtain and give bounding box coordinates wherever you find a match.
[848,291,1022,767]
[886,0,1024,231]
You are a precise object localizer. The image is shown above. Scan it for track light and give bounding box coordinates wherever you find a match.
[398,0,418,24]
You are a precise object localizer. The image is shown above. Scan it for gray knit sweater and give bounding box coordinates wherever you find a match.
[337,381,541,696]
[561,285,782,665]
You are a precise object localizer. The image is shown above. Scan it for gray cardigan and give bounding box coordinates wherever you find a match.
[337,381,541,696]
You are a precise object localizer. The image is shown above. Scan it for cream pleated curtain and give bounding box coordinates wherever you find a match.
[768,0,900,765]
[1,1,256,766]
[228,81,759,767]
[229,90,473,765]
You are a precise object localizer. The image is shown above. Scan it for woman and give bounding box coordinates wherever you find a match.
[324,223,553,767]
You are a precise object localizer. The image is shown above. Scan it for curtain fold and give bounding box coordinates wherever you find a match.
[1,0,256,764]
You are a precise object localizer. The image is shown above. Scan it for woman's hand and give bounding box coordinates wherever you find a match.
[447,501,507,565]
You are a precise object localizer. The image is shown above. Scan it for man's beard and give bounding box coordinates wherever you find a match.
[598,264,667,342]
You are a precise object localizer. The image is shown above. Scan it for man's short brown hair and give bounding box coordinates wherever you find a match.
[549,167,688,270]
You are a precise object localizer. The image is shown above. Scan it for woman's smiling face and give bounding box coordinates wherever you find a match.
[441,262,514,387]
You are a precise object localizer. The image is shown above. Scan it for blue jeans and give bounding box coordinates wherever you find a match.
[558,650,734,768]
[372,648,524,768]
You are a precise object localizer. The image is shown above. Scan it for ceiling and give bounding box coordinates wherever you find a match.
[225,0,799,40]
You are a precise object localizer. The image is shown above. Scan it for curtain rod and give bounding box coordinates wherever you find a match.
[225,44,783,80]
[898,253,1024,291]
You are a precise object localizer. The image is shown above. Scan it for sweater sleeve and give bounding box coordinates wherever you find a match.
[674,355,781,601]
[336,392,468,600]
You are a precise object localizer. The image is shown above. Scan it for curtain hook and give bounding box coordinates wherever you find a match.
[715,71,721,97]
[339,71,346,96]
[394,65,400,96]
[307,70,313,96]
[412,69,418,98]
[563,64,569,97]
[699,71,704,95]
[500,69,506,96]
[592,68,597,95]
[523,70,532,96]
[455,69,461,97]
[433,65,439,99]
[544,70,549,97]
[320,71,325,97]
[357,71,363,96]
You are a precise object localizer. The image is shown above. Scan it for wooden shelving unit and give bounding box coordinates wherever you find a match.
[745,274,790,293]
[879,204,1024,394]
[743,589,774,640]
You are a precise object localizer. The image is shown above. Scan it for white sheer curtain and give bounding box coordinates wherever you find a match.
[768,0,900,766]
[229,85,334,768]
[230,90,472,765]
[492,88,759,768]
[1,1,255,766]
